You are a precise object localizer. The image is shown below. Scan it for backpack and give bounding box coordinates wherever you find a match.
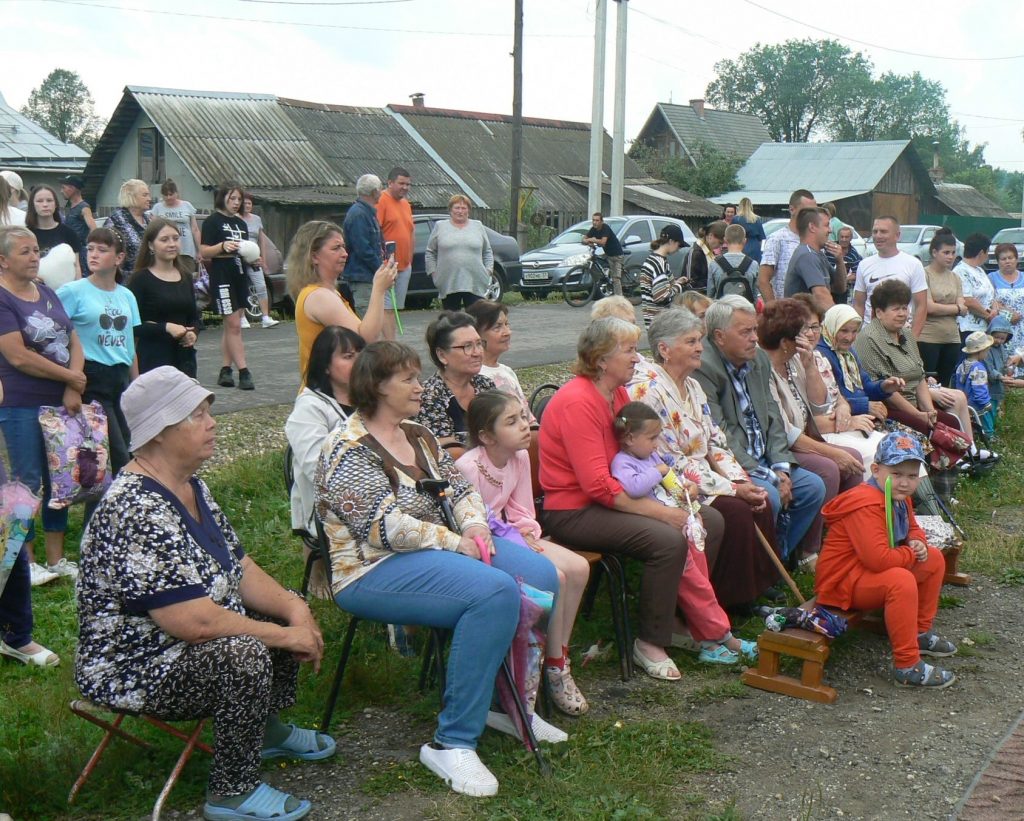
[712,254,755,301]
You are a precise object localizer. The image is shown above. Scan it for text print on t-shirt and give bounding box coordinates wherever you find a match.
[98,305,130,348]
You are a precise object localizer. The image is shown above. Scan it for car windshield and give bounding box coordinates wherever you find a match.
[900,227,923,242]
[551,217,627,245]
[763,220,787,237]
[993,229,1024,244]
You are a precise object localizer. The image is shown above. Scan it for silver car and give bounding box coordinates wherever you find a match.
[986,227,1024,273]
[516,216,697,297]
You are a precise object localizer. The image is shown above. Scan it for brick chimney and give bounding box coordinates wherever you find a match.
[689,98,705,119]
[410,92,425,108]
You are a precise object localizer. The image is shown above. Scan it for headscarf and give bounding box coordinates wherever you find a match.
[821,304,864,393]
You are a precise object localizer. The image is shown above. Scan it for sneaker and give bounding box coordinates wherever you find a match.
[918,631,958,658]
[419,743,498,797]
[46,558,79,581]
[217,366,235,388]
[237,369,255,391]
[240,316,251,329]
[486,709,567,744]
[261,315,279,328]
[29,562,59,587]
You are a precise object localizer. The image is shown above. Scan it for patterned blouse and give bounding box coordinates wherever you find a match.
[316,414,488,595]
[415,371,496,445]
[107,208,150,275]
[75,473,246,712]
[627,361,747,499]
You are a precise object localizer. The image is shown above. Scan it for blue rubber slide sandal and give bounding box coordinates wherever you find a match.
[260,725,336,761]
[203,782,311,820]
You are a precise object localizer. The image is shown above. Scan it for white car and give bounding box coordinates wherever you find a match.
[897,225,963,265]
[762,218,873,258]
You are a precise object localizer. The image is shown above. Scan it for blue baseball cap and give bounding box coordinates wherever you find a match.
[874,432,926,466]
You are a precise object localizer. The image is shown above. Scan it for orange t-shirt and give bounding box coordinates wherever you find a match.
[376,191,414,270]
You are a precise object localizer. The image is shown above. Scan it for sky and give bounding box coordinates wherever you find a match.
[6,0,1024,177]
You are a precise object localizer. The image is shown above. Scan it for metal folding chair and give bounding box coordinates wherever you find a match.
[67,700,212,821]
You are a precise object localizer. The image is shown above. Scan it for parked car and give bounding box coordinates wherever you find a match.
[265,213,522,312]
[897,225,963,265]
[515,216,697,298]
[762,218,873,258]
[986,227,1024,273]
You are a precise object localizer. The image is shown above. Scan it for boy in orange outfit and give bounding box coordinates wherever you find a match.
[815,432,957,688]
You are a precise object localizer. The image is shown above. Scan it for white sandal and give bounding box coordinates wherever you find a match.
[632,640,680,681]
[0,640,60,667]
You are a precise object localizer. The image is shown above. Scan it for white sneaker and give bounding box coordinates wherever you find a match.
[29,562,59,587]
[240,316,251,329]
[261,315,279,328]
[486,709,568,744]
[419,743,498,797]
[46,558,79,581]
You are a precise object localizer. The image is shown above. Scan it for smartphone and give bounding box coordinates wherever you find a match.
[384,240,397,260]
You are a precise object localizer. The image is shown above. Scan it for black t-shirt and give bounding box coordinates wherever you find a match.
[585,223,623,257]
[32,223,82,256]
[200,212,248,281]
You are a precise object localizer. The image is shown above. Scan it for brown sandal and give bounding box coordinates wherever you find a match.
[545,659,589,715]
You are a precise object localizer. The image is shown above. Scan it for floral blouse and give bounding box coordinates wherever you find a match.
[415,371,496,444]
[316,414,488,594]
[75,473,245,712]
[627,361,747,499]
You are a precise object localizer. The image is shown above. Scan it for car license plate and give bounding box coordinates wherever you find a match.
[523,271,550,281]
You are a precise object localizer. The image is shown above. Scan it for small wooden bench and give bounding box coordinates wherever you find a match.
[740,600,883,704]
[941,543,970,586]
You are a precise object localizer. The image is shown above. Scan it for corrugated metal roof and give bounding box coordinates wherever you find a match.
[934,182,1012,218]
[278,100,458,209]
[561,176,720,218]
[0,92,88,169]
[643,103,771,163]
[710,189,872,205]
[390,104,645,212]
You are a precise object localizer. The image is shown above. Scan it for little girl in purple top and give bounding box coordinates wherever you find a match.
[610,402,684,505]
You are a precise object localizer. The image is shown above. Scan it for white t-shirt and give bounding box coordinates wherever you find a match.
[854,251,927,322]
[3,206,26,226]
[150,200,198,258]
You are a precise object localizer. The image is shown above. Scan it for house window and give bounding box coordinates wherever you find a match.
[138,128,165,182]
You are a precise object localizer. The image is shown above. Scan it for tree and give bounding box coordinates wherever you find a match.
[21,69,105,152]
[706,39,872,142]
[629,141,743,199]
[831,71,951,143]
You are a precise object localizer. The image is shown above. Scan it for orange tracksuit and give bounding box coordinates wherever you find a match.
[815,484,945,668]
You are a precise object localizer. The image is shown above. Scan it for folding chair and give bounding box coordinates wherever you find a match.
[67,700,213,821]
[282,443,323,597]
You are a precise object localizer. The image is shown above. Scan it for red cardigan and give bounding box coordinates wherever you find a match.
[814,483,927,610]
[539,376,628,510]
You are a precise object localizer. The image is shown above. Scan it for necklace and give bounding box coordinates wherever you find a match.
[476,458,504,489]
[0,273,37,301]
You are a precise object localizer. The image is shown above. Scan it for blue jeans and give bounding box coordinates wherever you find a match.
[0,406,70,541]
[334,537,559,750]
[750,466,826,560]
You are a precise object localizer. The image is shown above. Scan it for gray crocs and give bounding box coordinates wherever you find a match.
[918,631,958,658]
[893,659,956,689]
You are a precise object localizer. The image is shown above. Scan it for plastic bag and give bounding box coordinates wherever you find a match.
[38,401,111,509]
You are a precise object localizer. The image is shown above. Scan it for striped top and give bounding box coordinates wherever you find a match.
[639,251,681,328]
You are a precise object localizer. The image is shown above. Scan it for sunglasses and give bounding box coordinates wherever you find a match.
[99,313,128,331]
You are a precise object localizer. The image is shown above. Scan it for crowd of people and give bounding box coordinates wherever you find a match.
[0,173,1015,817]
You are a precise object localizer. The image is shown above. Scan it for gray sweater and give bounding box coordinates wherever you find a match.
[425,219,493,298]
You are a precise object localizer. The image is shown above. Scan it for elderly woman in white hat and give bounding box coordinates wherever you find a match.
[75,366,332,821]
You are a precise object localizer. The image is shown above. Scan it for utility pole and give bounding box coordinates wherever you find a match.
[610,0,628,216]
[588,0,607,216]
[509,0,524,243]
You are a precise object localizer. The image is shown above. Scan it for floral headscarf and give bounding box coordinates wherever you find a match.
[821,304,864,393]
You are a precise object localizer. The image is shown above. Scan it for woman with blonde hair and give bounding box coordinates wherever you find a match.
[672,290,713,325]
[0,177,25,227]
[286,220,396,380]
[107,179,151,273]
[731,196,765,262]
[425,194,493,311]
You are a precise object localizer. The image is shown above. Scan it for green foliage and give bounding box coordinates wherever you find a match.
[630,141,743,199]
[20,68,105,152]
[706,39,872,143]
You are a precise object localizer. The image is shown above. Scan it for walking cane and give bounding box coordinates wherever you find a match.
[753,524,805,604]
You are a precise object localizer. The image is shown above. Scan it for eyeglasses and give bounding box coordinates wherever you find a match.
[448,340,485,354]
[802,323,822,334]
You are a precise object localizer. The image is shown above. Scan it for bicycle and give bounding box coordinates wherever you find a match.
[561,248,640,307]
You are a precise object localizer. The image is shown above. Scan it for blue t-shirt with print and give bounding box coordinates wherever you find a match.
[57,279,140,367]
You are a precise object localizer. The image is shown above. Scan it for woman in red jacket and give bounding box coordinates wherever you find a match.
[539,317,689,681]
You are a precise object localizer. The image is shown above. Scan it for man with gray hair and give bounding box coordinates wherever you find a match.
[695,295,826,565]
[342,173,384,316]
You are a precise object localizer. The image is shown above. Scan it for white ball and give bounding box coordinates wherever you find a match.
[37,244,77,289]
[237,239,261,264]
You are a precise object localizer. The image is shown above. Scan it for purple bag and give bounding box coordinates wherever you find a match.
[38,401,111,509]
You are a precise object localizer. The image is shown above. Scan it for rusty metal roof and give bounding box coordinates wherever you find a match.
[277,99,458,209]
[388,104,647,212]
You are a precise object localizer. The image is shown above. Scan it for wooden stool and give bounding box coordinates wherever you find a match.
[68,699,212,820]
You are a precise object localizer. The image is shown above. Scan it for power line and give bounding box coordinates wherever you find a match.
[738,0,1024,62]
[630,6,727,49]
[952,111,1024,123]
[42,0,589,37]
[241,0,411,4]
